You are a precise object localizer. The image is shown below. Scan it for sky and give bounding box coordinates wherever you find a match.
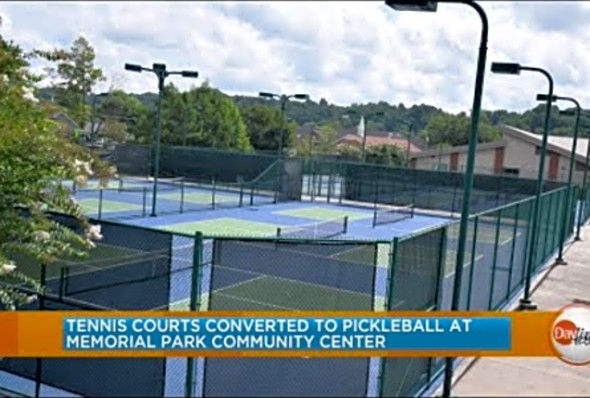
[0,1,589,114]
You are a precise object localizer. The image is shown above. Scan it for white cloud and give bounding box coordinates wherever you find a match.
[0,1,588,114]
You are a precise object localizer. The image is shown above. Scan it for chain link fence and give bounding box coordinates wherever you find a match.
[2,181,586,397]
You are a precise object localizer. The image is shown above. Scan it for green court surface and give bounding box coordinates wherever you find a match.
[78,198,142,214]
[275,206,371,222]
[159,217,279,236]
[329,245,378,266]
[160,191,238,204]
[210,275,373,311]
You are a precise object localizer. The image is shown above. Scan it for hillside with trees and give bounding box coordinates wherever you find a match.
[35,36,588,164]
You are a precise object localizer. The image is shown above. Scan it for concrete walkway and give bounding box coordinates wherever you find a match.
[450,226,590,397]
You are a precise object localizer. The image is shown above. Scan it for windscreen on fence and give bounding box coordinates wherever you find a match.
[300,157,567,215]
[159,146,278,183]
[379,227,445,398]
[0,212,196,398]
[111,145,152,176]
[201,237,379,397]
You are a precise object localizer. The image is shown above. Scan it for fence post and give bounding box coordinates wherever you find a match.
[180,180,185,213]
[98,189,103,220]
[541,192,552,262]
[35,263,47,398]
[466,216,479,310]
[488,209,503,310]
[142,188,147,217]
[428,226,448,383]
[520,199,535,286]
[377,238,399,397]
[435,227,448,311]
[212,177,217,210]
[575,182,589,241]
[506,203,520,301]
[185,232,204,398]
[326,172,333,203]
[552,190,563,253]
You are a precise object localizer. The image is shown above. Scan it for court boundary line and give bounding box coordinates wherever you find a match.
[229,240,378,268]
[210,264,375,299]
[213,291,299,311]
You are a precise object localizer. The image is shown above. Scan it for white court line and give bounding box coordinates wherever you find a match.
[214,264,374,299]
[445,254,485,277]
[234,240,375,267]
[500,231,523,246]
[213,275,266,294]
[214,292,298,311]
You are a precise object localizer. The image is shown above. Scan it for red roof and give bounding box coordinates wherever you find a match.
[336,134,422,153]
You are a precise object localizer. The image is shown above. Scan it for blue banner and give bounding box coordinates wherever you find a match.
[62,316,511,351]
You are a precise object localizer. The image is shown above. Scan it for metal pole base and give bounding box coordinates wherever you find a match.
[574,237,582,242]
[555,258,568,266]
[518,299,538,311]
[150,214,158,218]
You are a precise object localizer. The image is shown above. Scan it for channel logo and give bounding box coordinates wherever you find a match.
[550,304,590,365]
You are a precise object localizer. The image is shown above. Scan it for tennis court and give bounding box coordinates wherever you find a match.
[73,176,276,220]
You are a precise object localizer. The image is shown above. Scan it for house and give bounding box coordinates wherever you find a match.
[335,130,423,154]
[410,124,589,184]
[296,125,322,143]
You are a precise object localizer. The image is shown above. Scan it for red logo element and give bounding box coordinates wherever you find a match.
[553,319,577,345]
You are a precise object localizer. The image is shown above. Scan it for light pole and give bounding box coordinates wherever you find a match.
[385,2,488,398]
[259,92,308,158]
[491,62,554,311]
[576,122,590,241]
[343,110,385,162]
[536,94,581,264]
[124,63,199,217]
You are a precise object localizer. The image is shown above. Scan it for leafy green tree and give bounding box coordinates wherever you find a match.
[365,144,406,166]
[145,82,252,151]
[313,122,341,154]
[423,112,501,147]
[38,36,105,127]
[0,28,112,309]
[96,90,148,143]
[336,144,362,161]
[240,104,297,151]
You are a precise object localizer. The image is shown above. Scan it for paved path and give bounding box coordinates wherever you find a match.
[448,226,590,397]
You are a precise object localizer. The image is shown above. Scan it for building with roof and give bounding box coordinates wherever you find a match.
[335,130,423,154]
[410,124,589,184]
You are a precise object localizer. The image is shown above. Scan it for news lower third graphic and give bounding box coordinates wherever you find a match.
[62,316,511,351]
[550,304,590,365]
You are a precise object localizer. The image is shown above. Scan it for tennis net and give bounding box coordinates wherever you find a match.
[373,203,415,227]
[120,177,186,192]
[276,216,348,239]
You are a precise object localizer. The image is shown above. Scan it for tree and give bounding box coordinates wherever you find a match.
[0,27,112,309]
[240,104,296,151]
[39,36,105,127]
[365,144,406,166]
[336,144,362,161]
[422,112,502,147]
[313,122,341,154]
[151,82,252,151]
[94,90,148,144]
